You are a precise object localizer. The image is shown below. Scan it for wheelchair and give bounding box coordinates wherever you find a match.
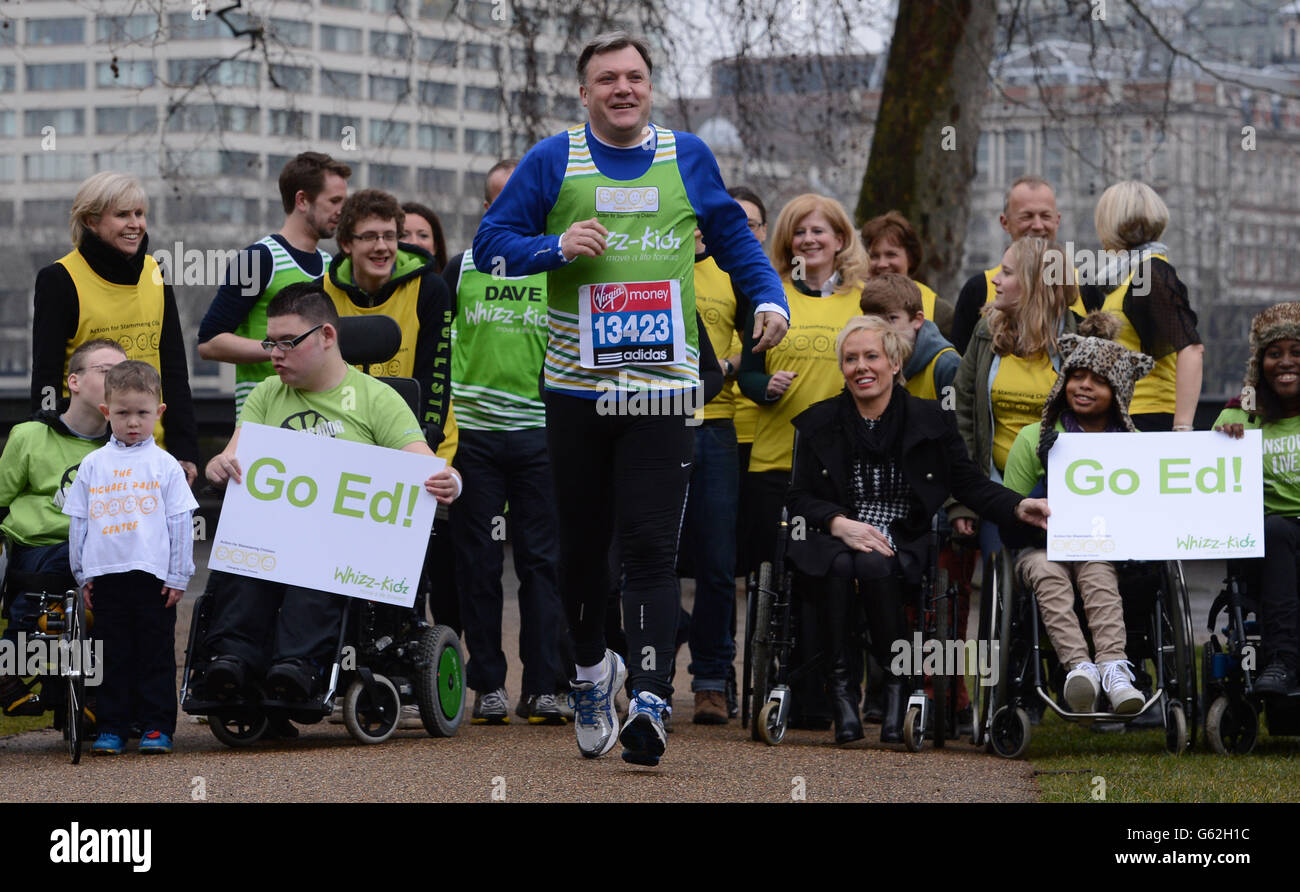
[180,315,466,747]
[742,509,956,748]
[1202,560,1300,755]
[0,561,95,763]
[972,547,1197,758]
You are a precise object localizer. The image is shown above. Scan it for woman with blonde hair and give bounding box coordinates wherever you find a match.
[30,171,199,483]
[1093,180,1202,432]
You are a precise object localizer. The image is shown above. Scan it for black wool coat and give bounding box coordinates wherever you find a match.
[784,387,1027,577]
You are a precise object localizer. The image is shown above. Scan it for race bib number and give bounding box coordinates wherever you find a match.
[578,279,686,368]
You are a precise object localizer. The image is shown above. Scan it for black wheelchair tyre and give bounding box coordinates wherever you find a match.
[1206,695,1258,756]
[344,674,401,744]
[416,624,465,738]
[64,590,87,764]
[933,572,950,749]
[989,705,1030,759]
[209,710,269,747]
[1164,562,1198,749]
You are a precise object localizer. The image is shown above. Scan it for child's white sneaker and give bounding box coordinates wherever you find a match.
[1099,660,1144,714]
[1063,661,1100,712]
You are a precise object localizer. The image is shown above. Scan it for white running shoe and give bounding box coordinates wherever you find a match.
[1063,661,1100,713]
[568,650,626,758]
[1100,659,1144,714]
[619,690,669,766]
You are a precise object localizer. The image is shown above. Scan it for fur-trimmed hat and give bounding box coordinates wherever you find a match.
[1244,302,1300,395]
[1037,312,1155,465]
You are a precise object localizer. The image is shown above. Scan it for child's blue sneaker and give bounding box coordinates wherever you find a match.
[92,732,124,756]
[138,730,173,754]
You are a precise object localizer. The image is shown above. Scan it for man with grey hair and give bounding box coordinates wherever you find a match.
[475,30,789,766]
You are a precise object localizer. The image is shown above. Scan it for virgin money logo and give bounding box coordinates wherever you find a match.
[591,283,628,313]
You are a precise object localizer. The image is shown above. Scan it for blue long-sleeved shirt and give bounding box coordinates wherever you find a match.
[473,123,788,321]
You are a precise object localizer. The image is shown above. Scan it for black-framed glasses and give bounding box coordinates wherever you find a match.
[351,231,399,245]
[261,324,323,352]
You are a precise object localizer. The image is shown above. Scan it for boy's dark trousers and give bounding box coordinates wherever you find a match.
[93,570,177,737]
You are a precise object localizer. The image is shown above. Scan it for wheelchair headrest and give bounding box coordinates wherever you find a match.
[337,315,402,367]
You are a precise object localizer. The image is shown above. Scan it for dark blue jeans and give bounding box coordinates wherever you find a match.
[681,420,739,690]
[450,427,564,695]
[3,541,72,645]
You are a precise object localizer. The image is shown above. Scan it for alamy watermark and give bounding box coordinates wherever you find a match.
[595,371,704,427]
[889,633,999,687]
[150,242,262,296]
[1041,242,1154,297]
[0,632,102,686]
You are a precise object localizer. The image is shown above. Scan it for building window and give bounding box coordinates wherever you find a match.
[462,170,486,198]
[510,48,549,72]
[418,124,457,152]
[418,80,457,108]
[26,17,85,45]
[320,114,361,142]
[1004,130,1027,182]
[96,106,158,135]
[320,25,362,53]
[321,69,362,99]
[269,64,312,92]
[26,63,86,91]
[25,108,85,137]
[165,104,261,134]
[268,108,310,137]
[369,163,409,190]
[96,60,155,88]
[465,128,500,155]
[369,119,409,148]
[96,15,160,43]
[417,167,456,196]
[0,157,13,182]
[0,111,14,138]
[369,74,410,102]
[1042,128,1065,188]
[0,67,14,92]
[417,37,457,66]
[371,0,409,12]
[322,0,363,8]
[268,18,312,48]
[93,151,155,177]
[464,85,501,113]
[418,0,455,19]
[25,153,90,181]
[551,95,581,120]
[369,29,410,59]
[167,11,247,39]
[167,58,259,87]
[166,196,262,224]
[464,43,500,70]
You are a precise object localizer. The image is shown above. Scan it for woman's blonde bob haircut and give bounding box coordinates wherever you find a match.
[769,193,869,293]
[835,314,912,372]
[986,237,1077,357]
[68,171,149,248]
[1094,180,1169,252]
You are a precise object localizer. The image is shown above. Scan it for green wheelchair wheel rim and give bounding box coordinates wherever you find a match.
[438,645,463,719]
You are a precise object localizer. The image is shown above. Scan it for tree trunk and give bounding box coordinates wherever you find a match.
[856,0,997,302]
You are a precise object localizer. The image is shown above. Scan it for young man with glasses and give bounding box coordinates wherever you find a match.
[202,284,460,708]
[322,189,455,458]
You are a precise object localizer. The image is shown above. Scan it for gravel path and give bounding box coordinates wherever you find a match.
[0,540,1043,803]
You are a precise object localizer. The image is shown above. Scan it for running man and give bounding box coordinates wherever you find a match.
[474,31,789,766]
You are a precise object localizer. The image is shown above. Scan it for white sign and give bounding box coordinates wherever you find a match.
[1045,431,1264,560]
[208,423,442,607]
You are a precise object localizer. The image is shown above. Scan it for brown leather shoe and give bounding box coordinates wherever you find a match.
[692,690,729,725]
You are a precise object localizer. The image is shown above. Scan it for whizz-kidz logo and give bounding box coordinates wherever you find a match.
[889,634,999,687]
[0,633,101,686]
[150,242,262,296]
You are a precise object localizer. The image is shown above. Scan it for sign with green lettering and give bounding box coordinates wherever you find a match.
[207,423,443,606]
[1045,432,1264,560]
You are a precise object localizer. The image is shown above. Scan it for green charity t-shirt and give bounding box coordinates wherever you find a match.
[0,419,106,546]
[1214,407,1300,516]
[239,366,424,451]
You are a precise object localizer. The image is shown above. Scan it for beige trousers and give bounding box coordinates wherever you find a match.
[1015,549,1127,669]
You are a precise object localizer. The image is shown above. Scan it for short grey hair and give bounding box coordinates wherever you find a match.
[576,31,653,85]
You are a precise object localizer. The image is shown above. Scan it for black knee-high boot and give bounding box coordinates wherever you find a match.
[864,576,908,743]
[821,578,863,743]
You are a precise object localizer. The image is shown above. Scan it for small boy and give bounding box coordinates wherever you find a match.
[860,273,960,403]
[64,361,197,754]
[0,338,124,715]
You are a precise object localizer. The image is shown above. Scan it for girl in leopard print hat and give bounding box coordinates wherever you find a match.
[1002,312,1155,717]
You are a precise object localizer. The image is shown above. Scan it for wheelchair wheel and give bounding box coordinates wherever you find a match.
[1164,701,1189,755]
[64,589,88,764]
[1163,562,1198,749]
[757,699,785,746]
[932,573,950,749]
[344,674,401,744]
[210,710,269,748]
[1205,696,1258,755]
[903,705,924,752]
[415,624,464,738]
[750,562,774,743]
[976,553,1014,750]
[989,705,1030,759]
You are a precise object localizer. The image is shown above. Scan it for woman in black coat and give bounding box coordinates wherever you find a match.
[785,315,1049,743]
